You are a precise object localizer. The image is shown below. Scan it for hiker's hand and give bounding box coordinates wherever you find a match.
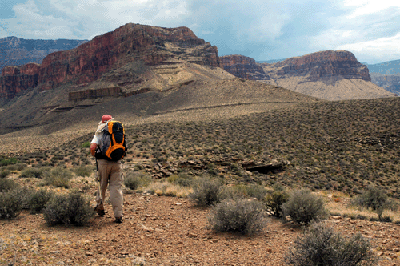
[90,143,97,156]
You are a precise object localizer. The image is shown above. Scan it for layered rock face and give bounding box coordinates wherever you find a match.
[219,54,269,80]
[0,24,219,99]
[272,50,370,82]
[221,50,394,100]
[1,64,40,98]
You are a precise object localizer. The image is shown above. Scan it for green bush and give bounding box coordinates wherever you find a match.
[14,186,34,210]
[0,189,23,219]
[0,169,11,179]
[265,185,289,217]
[168,173,192,187]
[19,167,44,179]
[0,157,18,167]
[6,163,26,171]
[245,183,268,201]
[285,222,376,266]
[189,177,223,207]
[81,141,91,148]
[282,189,328,225]
[351,186,394,221]
[41,167,72,188]
[28,189,54,214]
[218,185,247,201]
[0,178,19,192]
[124,171,152,190]
[43,192,94,226]
[73,165,93,177]
[208,199,266,235]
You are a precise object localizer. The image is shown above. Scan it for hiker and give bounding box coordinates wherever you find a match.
[90,115,126,224]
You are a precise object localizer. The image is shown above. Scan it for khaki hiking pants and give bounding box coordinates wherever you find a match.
[96,159,123,218]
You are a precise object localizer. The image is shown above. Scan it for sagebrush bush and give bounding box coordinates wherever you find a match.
[6,163,26,171]
[189,176,223,206]
[124,171,152,190]
[0,157,18,167]
[41,167,72,188]
[246,184,268,201]
[265,185,289,217]
[168,173,192,187]
[19,167,44,179]
[43,192,94,226]
[285,222,376,266]
[282,189,328,225]
[73,165,93,177]
[0,189,23,219]
[14,186,34,210]
[0,169,11,179]
[208,199,266,235]
[0,178,19,192]
[28,189,54,214]
[351,186,394,220]
[218,185,247,201]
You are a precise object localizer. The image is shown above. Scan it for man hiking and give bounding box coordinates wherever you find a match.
[90,115,126,224]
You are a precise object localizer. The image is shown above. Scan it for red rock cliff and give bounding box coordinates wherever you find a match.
[274,50,371,82]
[219,54,268,80]
[0,24,219,98]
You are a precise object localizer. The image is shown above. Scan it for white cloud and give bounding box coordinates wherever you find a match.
[337,32,400,63]
[1,0,400,63]
[343,0,400,19]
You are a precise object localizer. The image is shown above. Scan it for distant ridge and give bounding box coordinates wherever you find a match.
[365,59,400,75]
[0,36,87,74]
[220,51,395,100]
[257,58,286,64]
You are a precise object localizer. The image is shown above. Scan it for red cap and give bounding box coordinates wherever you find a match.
[102,115,112,123]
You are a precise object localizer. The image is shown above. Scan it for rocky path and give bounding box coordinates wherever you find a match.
[0,192,399,265]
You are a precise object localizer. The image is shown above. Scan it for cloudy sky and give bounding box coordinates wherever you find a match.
[0,0,399,64]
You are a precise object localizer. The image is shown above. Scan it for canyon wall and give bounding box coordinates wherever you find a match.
[1,24,220,99]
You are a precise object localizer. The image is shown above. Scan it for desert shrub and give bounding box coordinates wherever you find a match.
[19,167,44,179]
[0,157,18,167]
[14,186,34,210]
[285,222,376,266]
[351,186,394,221]
[124,171,152,191]
[0,189,23,219]
[73,165,93,177]
[244,183,268,201]
[265,184,289,217]
[208,199,266,235]
[189,176,223,207]
[41,167,73,188]
[168,173,192,187]
[218,185,247,201]
[0,169,11,179]
[81,141,91,148]
[6,163,26,171]
[0,178,19,192]
[28,189,54,214]
[282,189,328,225]
[43,192,94,226]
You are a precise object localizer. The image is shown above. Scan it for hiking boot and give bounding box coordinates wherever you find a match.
[94,206,105,216]
[115,217,123,224]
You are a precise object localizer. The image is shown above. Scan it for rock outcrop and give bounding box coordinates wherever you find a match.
[271,50,370,82]
[0,24,220,99]
[219,54,269,80]
[221,50,395,100]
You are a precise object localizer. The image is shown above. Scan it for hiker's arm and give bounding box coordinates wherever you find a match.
[90,135,99,156]
[90,143,98,156]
